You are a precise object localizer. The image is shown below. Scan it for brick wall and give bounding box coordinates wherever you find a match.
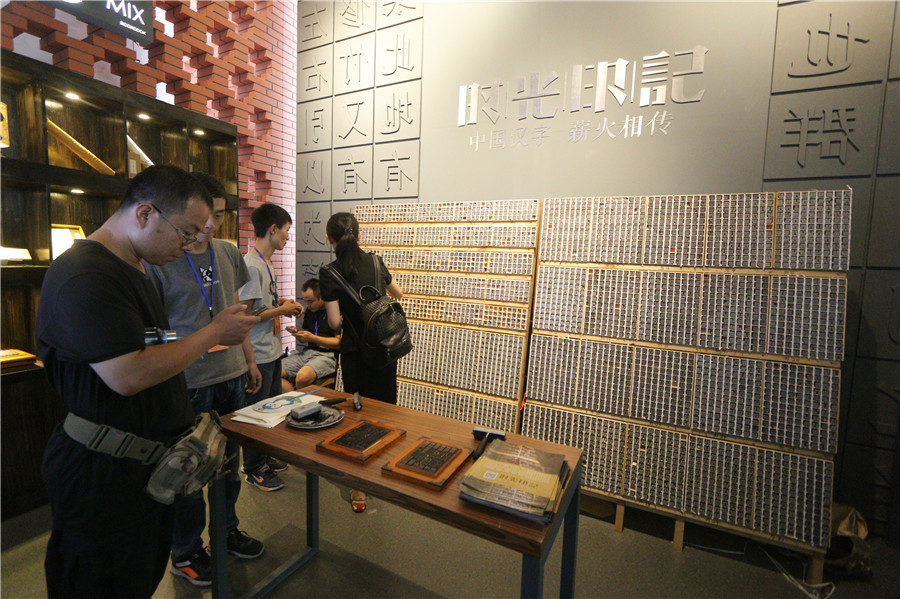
[2,1,298,322]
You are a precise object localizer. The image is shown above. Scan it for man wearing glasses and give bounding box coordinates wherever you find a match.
[239,203,304,491]
[35,165,259,598]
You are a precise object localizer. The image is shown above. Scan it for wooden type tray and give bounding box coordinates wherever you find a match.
[382,437,472,490]
[316,420,405,463]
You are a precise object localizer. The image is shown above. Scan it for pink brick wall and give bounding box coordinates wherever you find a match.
[2,1,298,343]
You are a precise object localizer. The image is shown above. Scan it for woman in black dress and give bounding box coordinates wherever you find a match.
[319,212,404,511]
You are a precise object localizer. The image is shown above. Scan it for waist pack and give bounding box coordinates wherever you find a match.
[145,411,227,504]
[323,254,413,369]
[64,411,227,505]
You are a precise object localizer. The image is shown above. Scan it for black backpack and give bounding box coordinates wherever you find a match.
[322,254,413,369]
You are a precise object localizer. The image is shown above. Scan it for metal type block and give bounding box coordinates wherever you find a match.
[775,190,852,271]
[643,195,706,267]
[767,276,846,361]
[699,274,769,353]
[692,355,762,440]
[685,437,756,528]
[525,335,580,406]
[631,347,694,427]
[476,332,523,400]
[578,340,631,417]
[539,197,593,262]
[761,362,839,453]
[533,266,587,333]
[754,449,833,548]
[574,413,627,494]
[637,271,701,346]
[334,366,344,392]
[583,269,641,340]
[472,396,517,433]
[624,424,687,510]
[588,196,644,265]
[522,403,571,447]
[705,193,774,269]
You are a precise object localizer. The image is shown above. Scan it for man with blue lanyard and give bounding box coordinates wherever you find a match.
[146,173,266,587]
[280,278,340,393]
[239,203,304,492]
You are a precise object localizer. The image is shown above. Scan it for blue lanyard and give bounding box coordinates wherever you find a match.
[254,247,278,304]
[313,311,324,336]
[185,245,215,320]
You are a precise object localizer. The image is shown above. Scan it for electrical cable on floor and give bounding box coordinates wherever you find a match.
[761,547,836,599]
[685,541,836,599]
[684,541,749,557]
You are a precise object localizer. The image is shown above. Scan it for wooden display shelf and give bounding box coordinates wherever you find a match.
[403,292,531,307]
[388,267,534,281]
[361,244,537,253]
[523,399,836,461]
[398,376,522,406]
[529,329,843,369]
[407,317,529,337]
[537,261,849,279]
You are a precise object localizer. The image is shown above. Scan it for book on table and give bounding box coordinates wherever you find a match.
[458,439,570,524]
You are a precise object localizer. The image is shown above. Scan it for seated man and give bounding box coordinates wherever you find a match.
[281,278,340,392]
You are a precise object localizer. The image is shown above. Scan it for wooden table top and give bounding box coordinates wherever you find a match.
[222,387,583,557]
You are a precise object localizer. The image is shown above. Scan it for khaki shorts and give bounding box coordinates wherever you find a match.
[282,349,336,381]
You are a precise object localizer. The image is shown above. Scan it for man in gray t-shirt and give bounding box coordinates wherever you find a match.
[238,202,303,491]
[147,174,265,588]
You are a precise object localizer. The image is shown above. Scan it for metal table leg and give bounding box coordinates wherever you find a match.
[519,471,581,599]
[240,472,320,599]
[211,471,320,599]
[521,553,546,599]
[559,477,580,599]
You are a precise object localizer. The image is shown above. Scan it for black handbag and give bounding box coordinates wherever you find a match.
[322,254,413,369]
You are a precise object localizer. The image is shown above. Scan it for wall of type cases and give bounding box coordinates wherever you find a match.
[337,190,850,553]
[338,199,541,436]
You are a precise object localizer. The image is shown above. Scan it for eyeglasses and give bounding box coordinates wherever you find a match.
[150,203,198,247]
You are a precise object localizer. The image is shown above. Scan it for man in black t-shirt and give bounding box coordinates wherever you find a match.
[281,278,340,392]
[35,166,259,599]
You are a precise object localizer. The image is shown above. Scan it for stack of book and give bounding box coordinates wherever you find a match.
[458,440,570,524]
[0,349,38,373]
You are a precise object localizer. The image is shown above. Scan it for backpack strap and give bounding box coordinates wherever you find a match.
[371,253,386,295]
[321,263,362,306]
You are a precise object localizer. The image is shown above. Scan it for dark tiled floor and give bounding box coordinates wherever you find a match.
[3,465,898,598]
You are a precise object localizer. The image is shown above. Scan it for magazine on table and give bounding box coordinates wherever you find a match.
[458,439,570,524]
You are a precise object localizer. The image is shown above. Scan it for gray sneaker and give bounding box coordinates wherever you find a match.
[227,528,265,559]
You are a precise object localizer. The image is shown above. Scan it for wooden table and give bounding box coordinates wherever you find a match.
[210,387,583,599]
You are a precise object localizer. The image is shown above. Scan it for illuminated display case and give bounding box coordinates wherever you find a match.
[0,49,241,522]
[0,49,238,351]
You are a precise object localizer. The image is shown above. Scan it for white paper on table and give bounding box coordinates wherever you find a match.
[231,390,325,428]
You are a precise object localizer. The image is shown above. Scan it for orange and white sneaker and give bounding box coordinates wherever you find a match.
[171,548,212,587]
